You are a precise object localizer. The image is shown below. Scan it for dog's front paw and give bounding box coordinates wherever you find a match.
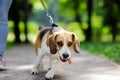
[45,71,54,80]
[31,68,39,75]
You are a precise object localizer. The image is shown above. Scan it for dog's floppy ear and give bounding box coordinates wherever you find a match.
[47,33,58,54]
[72,33,80,54]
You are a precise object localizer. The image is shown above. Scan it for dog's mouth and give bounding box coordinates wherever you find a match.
[60,57,72,64]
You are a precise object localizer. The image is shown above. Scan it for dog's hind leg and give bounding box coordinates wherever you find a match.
[31,49,44,74]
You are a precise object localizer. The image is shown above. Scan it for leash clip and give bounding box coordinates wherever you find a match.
[46,13,54,24]
[40,0,54,24]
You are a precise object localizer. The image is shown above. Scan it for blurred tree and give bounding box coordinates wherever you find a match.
[9,0,21,43]
[9,0,32,43]
[22,0,32,43]
[58,0,81,23]
[72,0,81,22]
[85,0,93,41]
[9,0,120,42]
[103,0,120,42]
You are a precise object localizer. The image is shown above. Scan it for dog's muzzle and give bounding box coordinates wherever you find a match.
[60,57,72,64]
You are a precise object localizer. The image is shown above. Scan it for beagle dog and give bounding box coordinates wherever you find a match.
[31,26,80,79]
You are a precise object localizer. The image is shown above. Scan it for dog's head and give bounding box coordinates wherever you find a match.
[47,30,80,63]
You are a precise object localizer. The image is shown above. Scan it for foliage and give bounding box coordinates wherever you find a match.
[8,0,120,43]
[6,42,14,50]
[81,42,120,63]
[103,0,120,41]
[67,22,85,41]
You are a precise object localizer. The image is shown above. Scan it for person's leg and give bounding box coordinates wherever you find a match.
[0,0,12,70]
[0,0,13,56]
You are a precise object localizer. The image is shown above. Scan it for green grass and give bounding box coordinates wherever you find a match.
[80,42,120,63]
[6,42,15,50]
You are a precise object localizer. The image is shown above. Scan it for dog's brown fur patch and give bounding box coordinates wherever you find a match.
[34,27,50,55]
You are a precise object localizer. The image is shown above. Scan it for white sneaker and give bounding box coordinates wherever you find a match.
[0,57,7,71]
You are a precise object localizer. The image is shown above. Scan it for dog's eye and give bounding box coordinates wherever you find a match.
[57,41,63,46]
[68,42,73,47]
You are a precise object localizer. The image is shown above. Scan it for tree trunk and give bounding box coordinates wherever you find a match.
[13,13,21,43]
[9,0,21,43]
[86,0,93,41]
[23,0,29,43]
[110,17,117,42]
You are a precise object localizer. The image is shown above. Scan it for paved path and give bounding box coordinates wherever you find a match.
[0,44,120,80]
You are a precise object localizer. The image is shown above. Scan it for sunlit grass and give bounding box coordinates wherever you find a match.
[81,42,120,63]
[101,35,112,42]
[116,35,120,41]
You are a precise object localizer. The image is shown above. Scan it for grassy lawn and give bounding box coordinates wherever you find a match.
[80,42,120,63]
[6,42,15,50]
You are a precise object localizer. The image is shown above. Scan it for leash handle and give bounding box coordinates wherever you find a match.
[40,0,54,24]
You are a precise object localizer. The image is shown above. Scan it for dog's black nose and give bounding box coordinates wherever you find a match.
[63,53,69,58]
